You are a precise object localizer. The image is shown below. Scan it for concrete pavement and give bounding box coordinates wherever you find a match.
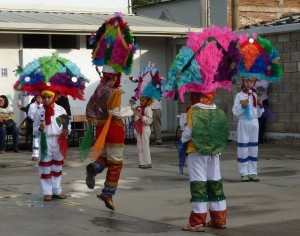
[0,140,300,236]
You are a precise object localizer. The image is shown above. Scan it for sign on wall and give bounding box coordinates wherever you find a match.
[1,68,8,77]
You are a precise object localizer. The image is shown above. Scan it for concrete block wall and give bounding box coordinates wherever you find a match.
[177,30,300,136]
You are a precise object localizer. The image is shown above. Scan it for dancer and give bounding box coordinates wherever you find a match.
[14,53,88,201]
[131,62,163,168]
[164,26,241,232]
[234,33,282,182]
[83,12,136,210]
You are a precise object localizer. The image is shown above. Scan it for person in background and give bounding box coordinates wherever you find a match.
[56,95,71,117]
[0,95,19,154]
[130,62,163,146]
[234,33,282,182]
[254,80,269,144]
[232,77,264,182]
[134,96,153,169]
[18,97,36,114]
[28,95,43,161]
[150,99,163,145]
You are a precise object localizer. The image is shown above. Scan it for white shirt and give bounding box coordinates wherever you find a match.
[28,102,43,120]
[232,92,264,120]
[150,99,162,110]
[33,103,71,137]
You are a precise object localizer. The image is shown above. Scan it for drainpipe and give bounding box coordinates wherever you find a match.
[128,0,132,14]
[231,0,239,30]
[200,0,208,27]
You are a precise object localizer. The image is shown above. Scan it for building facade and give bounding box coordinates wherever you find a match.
[0,1,201,133]
[135,0,300,138]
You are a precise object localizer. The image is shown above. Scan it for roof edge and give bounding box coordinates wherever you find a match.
[238,22,300,35]
[0,23,201,37]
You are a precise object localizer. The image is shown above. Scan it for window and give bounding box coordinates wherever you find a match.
[23,34,77,49]
[23,34,49,48]
[52,35,77,49]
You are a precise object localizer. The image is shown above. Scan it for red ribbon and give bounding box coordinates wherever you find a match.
[44,101,55,125]
[242,88,257,107]
[57,134,68,159]
[134,105,146,137]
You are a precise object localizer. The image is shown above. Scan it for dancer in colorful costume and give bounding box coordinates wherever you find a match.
[83,12,136,210]
[233,33,282,182]
[14,53,88,201]
[164,26,241,232]
[131,62,163,168]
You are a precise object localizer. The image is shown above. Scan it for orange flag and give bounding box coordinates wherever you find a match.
[89,114,112,161]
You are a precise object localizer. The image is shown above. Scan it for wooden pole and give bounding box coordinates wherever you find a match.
[231,0,239,30]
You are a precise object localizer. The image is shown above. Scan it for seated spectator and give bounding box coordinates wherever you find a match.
[0,95,19,153]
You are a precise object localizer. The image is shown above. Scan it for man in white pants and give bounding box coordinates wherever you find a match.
[150,99,162,145]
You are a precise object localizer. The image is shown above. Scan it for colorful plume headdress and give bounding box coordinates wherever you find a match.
[131,62,163,100]
[238,33,282,82]
[163,25,241,101]
[14,52,88,100]
[89,12,137,75]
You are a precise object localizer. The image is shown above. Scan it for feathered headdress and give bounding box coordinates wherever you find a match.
[163,25,241,101]
[238,33,282,82]
[89,12,137,75]
[131,62,163,100]
[14,53,88,100]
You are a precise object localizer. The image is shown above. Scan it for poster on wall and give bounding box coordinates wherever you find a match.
[1,68,8,77]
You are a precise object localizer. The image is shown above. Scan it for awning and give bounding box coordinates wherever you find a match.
[0,10,202,37]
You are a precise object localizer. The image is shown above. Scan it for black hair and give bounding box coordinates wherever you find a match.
[0,95,9,108]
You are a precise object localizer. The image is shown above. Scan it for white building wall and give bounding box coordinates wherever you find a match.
[0,34,21,124]
[0,35,172,131]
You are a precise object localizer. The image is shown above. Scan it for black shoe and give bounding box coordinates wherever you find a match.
[86,163,96,189]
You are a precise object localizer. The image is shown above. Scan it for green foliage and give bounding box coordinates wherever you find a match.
[132,0,161,7]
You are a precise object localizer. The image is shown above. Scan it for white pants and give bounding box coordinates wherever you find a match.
[137,127,151,165]
[32,136,39,158]
[39,136,64,195]
[187,153,226,213]
[237,119,259,176]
